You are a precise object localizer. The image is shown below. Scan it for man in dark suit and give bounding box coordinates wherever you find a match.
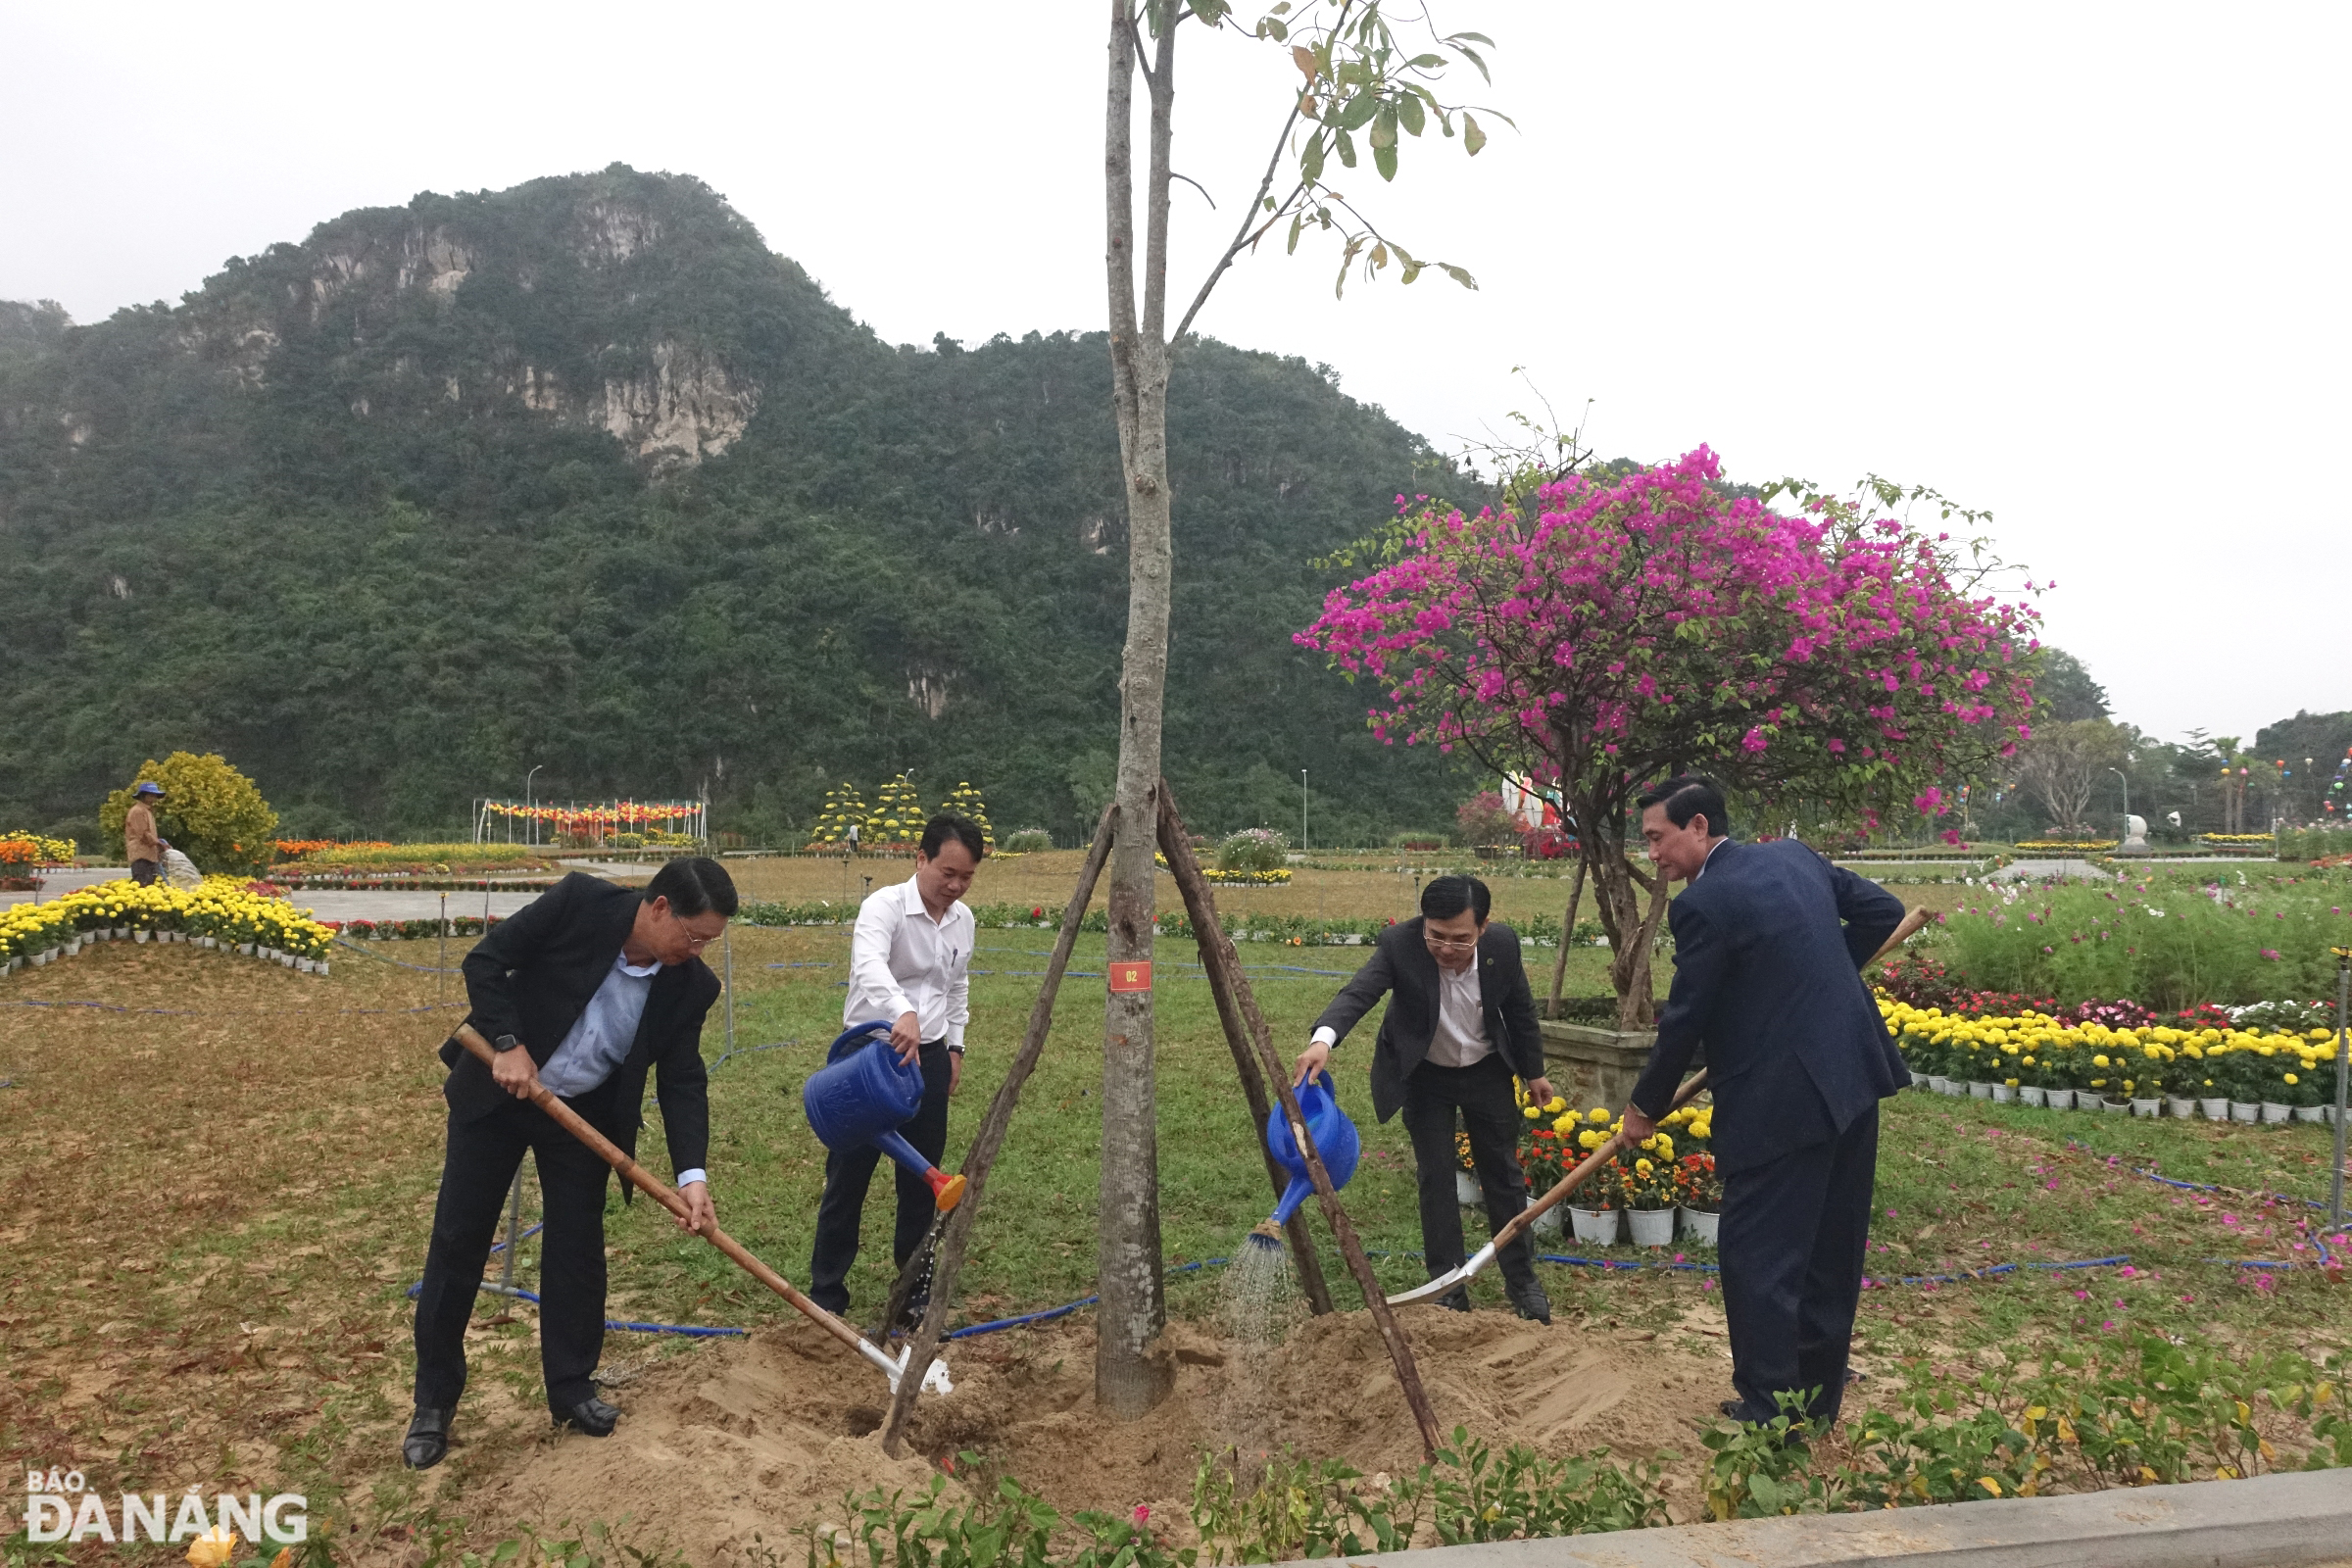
[403,858,736,1468]
[1619,776,1905,1427]
[1294,875,1555,1323]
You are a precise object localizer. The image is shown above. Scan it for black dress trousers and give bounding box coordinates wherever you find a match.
[808,1038,953,1314]
[413,1095,615,1416]
[1717,1101,1880,1424]
[1397,1053,1539,1293]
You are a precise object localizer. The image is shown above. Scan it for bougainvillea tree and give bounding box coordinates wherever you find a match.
[1298,447,2039,1025]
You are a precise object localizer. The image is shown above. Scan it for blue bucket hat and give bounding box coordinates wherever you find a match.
[134,781,164,797]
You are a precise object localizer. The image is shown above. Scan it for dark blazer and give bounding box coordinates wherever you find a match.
[1313,917,1545,1124]
[438,872,717,1178]
[1629,839,1906,1175]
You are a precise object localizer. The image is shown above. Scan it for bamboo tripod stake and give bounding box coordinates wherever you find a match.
[877,807,1119,1453]
[1157,780,1445,1460]
[1153,789,1334,1317]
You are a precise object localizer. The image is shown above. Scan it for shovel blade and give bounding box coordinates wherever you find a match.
[1384,1242,1495,1306]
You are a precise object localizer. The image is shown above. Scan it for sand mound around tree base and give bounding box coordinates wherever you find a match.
[453,1305,1731,1563]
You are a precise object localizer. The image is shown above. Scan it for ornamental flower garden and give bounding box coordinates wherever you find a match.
[1498,1089,1721,1248]
[1880,997,2341,1122]
[0,877,335,973]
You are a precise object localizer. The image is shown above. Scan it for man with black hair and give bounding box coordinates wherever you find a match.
[1620,775,1905,1427]
[1294,874,1555,1322]
[809,813,984,1320]
[404,857,737,1468]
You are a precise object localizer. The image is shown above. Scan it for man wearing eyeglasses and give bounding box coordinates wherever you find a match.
[403,857,737,1469]
[1293,874,1554,1322]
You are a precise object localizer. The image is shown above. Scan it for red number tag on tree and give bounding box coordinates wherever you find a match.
[1108,960,1152,994]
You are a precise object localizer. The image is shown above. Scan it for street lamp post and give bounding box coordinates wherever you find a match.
[1299,769,1308,858]
[525,763,544,848]
[2108,766,2131,831]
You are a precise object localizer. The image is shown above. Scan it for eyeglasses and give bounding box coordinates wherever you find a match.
[1424,932,1479,951]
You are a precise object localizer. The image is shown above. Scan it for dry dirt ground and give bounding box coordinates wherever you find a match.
[433,1310,1734,1567]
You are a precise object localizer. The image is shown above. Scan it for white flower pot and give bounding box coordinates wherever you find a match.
[65,939,81,956]
[1968,1081,1994,1100]
[2201,1097,2230,1120]
[2230,1101,2261,1124]
[1529,1202,1563,1239]
[2260,1102,2292,1124]
[1939,1078,1967,1098]
[237,943,254,956]
[113,927,127,940]
[1925,1075,1950,1094]
[2045,1089,2075,1110]
[2021,1086,2047,1107]
[2292,1104,2325,1123]
[133,930,149,944]
[315,960,328,977]
[200,936,216,950]
[2166,1097,2197,1119]
[1680,1205,1721,1245]
[2132,1098,2160,1118]
[1569,1205,1621,1246]
[2100,1097,2131,1113]
[1992,1084,2017,1103]
[1454,1170,1481,1206]
[32,951,51,966]
[1627,1207,1677,1248]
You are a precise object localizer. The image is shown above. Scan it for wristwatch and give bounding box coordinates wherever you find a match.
[492,1033,523,1054]
[948,1044,966,1056]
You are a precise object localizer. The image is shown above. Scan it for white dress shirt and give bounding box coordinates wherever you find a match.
[1692,837,1730,880]
[1310,954,1491,1066]
[845,875,972,1050]
[539,950,706,1188]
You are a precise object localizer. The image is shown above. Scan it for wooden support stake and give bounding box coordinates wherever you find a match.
[1152,794,1335,1316]
[1156,779,1444,1460]
[1544,854,1588,1021]
[877,806,1118,1455]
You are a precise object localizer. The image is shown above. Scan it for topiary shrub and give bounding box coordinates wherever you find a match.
[100,752,279,874]
[1003,828,1054,853]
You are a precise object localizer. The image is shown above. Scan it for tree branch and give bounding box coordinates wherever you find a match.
[1170,0,1361,344]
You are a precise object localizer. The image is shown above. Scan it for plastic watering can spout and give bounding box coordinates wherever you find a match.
[803,1023,966,1211]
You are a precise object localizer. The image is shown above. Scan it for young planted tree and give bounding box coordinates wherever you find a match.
[1298,449,2041,1027]
[1096,0,1498,1415]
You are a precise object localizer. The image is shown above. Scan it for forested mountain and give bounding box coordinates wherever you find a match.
[0,166,1474,846]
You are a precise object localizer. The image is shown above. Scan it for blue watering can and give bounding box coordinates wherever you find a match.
[1264,1071,1359,1228]
[802,1022,967,1211]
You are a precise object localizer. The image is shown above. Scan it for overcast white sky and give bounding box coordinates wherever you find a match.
[5,2,2345,744]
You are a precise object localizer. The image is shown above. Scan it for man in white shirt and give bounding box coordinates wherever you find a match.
[808,813,984,1319]
[1292,875,1555,1322]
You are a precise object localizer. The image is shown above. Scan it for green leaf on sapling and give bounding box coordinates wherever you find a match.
[1374,141,1397,180]
[1463,113,1487,155]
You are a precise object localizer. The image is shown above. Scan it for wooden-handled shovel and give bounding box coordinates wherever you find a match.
[451,1024,949,1396]
[1386,904,1933,1307]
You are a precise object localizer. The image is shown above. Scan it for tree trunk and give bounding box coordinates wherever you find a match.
[1096,0,1177,1419]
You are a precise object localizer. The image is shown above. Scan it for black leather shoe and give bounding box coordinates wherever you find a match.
[1506,1279,1552,1324]
[402,1407,452,1469]
[1434,1285,1471,1313]
[1720,1398,1750,1420]
[553,1396,619,1437]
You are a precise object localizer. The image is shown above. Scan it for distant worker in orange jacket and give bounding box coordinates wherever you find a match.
[122,781,167,886]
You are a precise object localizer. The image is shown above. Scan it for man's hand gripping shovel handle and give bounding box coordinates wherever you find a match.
[1385,905,1931,1307]
[452,1024,948,1396]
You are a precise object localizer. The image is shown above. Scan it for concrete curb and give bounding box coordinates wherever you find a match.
[1349,1468,2352,1568]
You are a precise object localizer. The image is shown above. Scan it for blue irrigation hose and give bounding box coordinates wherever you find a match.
[1,998,462,1017]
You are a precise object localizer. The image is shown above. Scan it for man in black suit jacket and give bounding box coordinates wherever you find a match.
[1620,777,1906,1426]
[403,858,735,1468]
[1294,875,1555,1322]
